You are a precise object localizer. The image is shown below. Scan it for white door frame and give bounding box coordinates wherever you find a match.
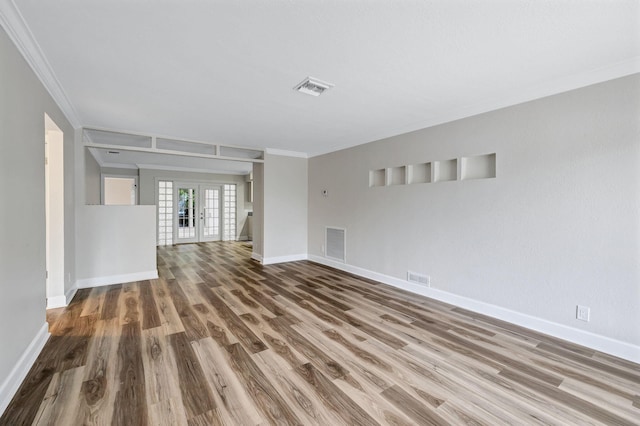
[45,113,65,309]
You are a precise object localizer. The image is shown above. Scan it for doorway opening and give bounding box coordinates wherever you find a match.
[102,175,138,205]
[156,180,237,246]
[45,114,65,309]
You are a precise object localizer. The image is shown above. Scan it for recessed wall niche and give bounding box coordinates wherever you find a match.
[433,159,457,182]
[461,153,496,180]
[408,163,431,184]
[369,169,386,187]
[369,153,495,188]
[388,166,406,185]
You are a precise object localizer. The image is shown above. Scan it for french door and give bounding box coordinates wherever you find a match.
[175,183,221,243]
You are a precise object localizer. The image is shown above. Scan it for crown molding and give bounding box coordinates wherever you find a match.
[0,0,81,127]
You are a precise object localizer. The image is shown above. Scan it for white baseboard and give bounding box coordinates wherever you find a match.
[0,322,50,416]
[308,255,640,364]
[251,252,263,263]
[262,253,308,265]
[46,295,67,309]
[65,283,78,305]
[75,270,159,289]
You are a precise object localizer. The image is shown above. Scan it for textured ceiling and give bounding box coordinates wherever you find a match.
[9,0,640,156]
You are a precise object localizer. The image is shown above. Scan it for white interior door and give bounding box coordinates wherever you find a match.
[200,185,221,242]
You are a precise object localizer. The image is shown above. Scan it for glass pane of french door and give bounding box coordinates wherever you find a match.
[200,185,221,242]
[176,185,198,243]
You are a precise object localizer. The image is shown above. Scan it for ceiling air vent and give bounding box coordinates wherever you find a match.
[294,77,334,97]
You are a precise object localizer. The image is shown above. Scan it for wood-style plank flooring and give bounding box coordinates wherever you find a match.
[2,242,639,425]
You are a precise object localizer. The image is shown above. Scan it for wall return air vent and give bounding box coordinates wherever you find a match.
[325,227,346,262]
[294,77,334,96]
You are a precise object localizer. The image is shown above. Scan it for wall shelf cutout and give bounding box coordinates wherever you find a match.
[408,163,431,184]
[388,166,406,185]
[434,159,457,182]
[369,153,495,189]
[369,169,386,187]
[461,153,496,180]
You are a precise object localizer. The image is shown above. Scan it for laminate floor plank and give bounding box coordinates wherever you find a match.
[76,318,120,425]
[139,280,162,330]
[167,278,209,341]
[191,337,266,425]
[149,398,189,426]
[296,362,380,426]
[365,329,561,424]
[118,281,141,326]
[197,283,267,353]
[227,343,302,425]
[269,316,349,380]
[112,321,148,426]
[150,278,186,335]
[398,342,589,425]
[559,377,640,422]
[192,302,240,348]
[141,327,183,407]
[251,349,347,426]
[80,286,107,318]
[169,332,217,421]
[3,241,638,426]
[32,366,86,426]
[499,368,636,425]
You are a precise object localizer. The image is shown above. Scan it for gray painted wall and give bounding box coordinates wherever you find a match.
[0,25,75,393]
[308,74,640,346]
[84,149,101,205]
[252,163,264,258]
[101,167,139,177]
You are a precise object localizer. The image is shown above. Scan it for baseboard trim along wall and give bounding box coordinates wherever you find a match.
[65,284,78,306]
[46,295,67,309]
[307,254,640,364]
[261,254,308,265]
[0,323,50,416]
[251,253,263,263]
[75,270,159,289]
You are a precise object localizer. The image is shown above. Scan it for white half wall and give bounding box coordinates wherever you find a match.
[308,74,640,358]
[76,206,158,288]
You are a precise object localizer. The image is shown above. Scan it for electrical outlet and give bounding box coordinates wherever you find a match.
[576,305,590,322]
[321,244,325,254]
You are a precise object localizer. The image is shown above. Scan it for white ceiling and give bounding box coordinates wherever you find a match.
[6,0,640,156]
